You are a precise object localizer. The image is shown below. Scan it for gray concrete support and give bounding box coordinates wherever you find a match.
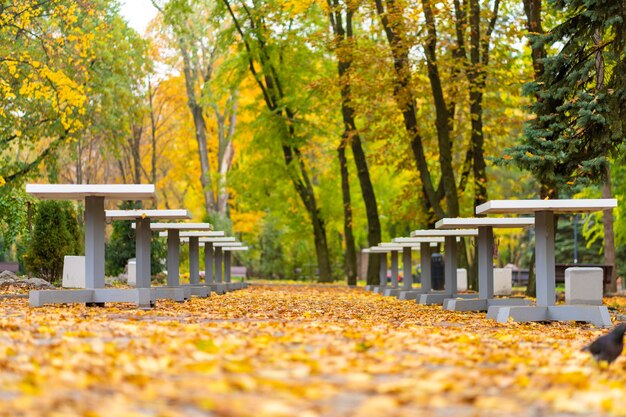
[135,217,151,288]
[189,236,200,285]
[167,229,180,286]
[420,243,432,293]
[215,247,223,284]
[85,196,105,289]
[204,242,214,284]
[444,236,457,296]
[477,226,494,299]
[535,211,556,307]
[402,247,412,291]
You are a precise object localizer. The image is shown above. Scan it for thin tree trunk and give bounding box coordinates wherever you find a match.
[602,168,617,293]
[338,141,357,285]
[373,0,445,220]
[179,42,216,214]
[223,0,333,281]
[327,1,381,284]
[148,79,158,185]
[216,94,238,216]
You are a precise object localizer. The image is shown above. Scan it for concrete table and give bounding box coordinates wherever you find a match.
[147,224,221,298]
[407,229,479,305]
[184,236,237,294]
[108,210,190,302]
[222,246,249,290]
[212,241,244,292]
[386,238,444,299]
[367,246,397,294]
[476,199,617,327]
[26,184,157,308]
[435,217,535,312]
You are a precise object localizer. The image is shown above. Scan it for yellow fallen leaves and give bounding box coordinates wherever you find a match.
[0,285,625,417]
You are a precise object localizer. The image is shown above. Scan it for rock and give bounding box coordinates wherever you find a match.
[24,278,55,289]
[0,270,19,281]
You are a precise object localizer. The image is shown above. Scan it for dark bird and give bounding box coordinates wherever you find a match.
[583,323,626,366]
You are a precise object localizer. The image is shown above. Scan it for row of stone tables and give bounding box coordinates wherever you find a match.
[366,198,618,327]
[25,184,247,309]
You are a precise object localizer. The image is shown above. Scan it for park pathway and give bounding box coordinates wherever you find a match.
[0,284,623,417]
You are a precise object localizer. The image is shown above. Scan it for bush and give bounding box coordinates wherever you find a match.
[105,201,166,277]
[24,201,83,283]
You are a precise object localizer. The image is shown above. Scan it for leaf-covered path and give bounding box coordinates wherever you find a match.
[0,285,625,417]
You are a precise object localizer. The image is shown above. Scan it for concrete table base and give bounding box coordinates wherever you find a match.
[383,288,402,297]
[417,293,477,305]
[180,285,210,297]
[30,288,156,309]
[487,305,612,327]
[374,287,389,294]
[208,283,227,294]
[443,297,531,312]
[154,287,187,302]
[365,285,377,291]
[398,290,425,300]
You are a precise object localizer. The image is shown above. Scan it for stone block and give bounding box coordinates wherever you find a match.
[62,256,85,288]
[565,267,603,305]
[457,268,467,292]
[127,259,136,286]
[494,268,512,296]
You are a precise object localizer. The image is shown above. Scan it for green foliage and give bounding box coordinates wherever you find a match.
[257,215,286,279]
[24,201,82,283]
[502,0,626,194]
[105,201,167,277]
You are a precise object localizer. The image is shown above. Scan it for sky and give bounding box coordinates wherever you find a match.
[119,0,158,34]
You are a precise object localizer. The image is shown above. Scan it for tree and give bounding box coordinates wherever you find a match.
[154,0,241,219]
[222,0,334,282]
[505,0,626,294]
[24,201,82,283]
[325,0,382,285]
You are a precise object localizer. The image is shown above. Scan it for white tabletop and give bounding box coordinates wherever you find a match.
[213,241,243,247]
[144,222,214,231]
[370,246,403,252]
[26,184,156,200]
[106,209,190,220]
[476,199,618,215]
[435,217,535,229]
[410,229,478,237]
[392,237,445,244]
[380,242,420,250]
[180,236,235,243]
[222,246,249,251]
[158,231,225,237]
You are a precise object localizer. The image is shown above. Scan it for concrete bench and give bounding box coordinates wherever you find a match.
[565,267,603,305]
[62,256,85,288]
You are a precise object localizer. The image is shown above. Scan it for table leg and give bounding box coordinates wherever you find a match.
[204,242,214,284]
[444,236,457,296]
[85,196,105,289]
[215,247,223,284]
[135,217,151,288]
[536,211,556,307]
[378,252,387,292]
[420,242,432,292]
[224,251,231,284]
[402,247,412,291]
[478,226,494,299]
[167,229,180,286]
[391,251,398,289]
[189,236,200,285]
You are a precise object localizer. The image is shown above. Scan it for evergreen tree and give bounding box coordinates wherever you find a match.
[504,0,626,195]
[24,201,82,283]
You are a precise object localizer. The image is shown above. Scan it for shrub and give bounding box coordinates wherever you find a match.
[24,201,82,283]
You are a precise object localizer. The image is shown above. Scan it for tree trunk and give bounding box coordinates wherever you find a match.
[602,166,617,293]
[217,93,238,216]
[224,0,333,281]
[374,0,445,219]
[179,42,216,214]
[338,142,357,285]
[327,1,381,284]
